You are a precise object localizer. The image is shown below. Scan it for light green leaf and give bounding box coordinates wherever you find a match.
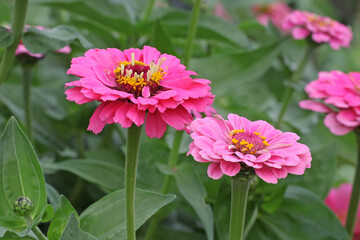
[46,183,60,210]
[42,159,124,191]
[48,195,79,240]
[60,213,97,240]
[23,25,92,54]
[80,188,176,240]
[0,117,47,231]
[174,163,214,240]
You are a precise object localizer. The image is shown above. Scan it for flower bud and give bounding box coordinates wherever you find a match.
[13,196,34,216]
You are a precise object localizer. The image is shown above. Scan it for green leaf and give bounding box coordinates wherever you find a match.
[46,183,60,210]
[60,213,97,240]
[48,195,79,240]
[80,188,176,240]
[0,26,13,48]
[0,231,36,239]
[190,40,283,95]
[0,117,47,231]
[23,25,92,54]
[152,20,177,56]
[261,185,287,214]
[174,163,214,240]
[42,159,124,191]
[247,186,350,240]
[41,204,55,223]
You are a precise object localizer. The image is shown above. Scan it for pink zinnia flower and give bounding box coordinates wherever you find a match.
[252,2,292,31]
[65,46,214,138]
[325,183,360,240]
[299,71,360,135]
[186,114,312,183]
[282,10,352,50]
[15,26,71,58]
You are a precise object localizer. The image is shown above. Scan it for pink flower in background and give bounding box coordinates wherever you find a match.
[15,26,71,58]
[214,3,233,23]
[252,2,292,31]
[187,114,311,183]
[300,71,360,135]
[325,183,360,239]
[282,10,352,50]
[65,46,214,138]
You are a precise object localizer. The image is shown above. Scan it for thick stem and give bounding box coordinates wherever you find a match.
[144,130,184,240]
[142,0,155,22]
[183,0,201,67]
[125,125,142,240]
[275,46,314,127]
[345,128,360,236]
[229,174,251,240]
[24,215,47,240]
[22,66,33,143]
[0,0,29,85]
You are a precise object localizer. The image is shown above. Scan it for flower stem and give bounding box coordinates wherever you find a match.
[21,66,33,143]
[125,125,142,240]
[183,0,201,67]
[144,130,184,240]
[345,128,360,236]
[24,215,47,240]
[275,46,314,127]
[142,0,155,22]
[229,174,252,240]
[0,0,29,85]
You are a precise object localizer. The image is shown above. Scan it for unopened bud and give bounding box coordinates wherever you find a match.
[13,196,33,216]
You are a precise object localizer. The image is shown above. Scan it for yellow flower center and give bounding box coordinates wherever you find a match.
[229,129,270,154]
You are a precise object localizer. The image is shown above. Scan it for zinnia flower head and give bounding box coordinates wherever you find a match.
[282,10,352,50]
[187,114,312,183]
[15,26,71,59]
[300,71,360,135]
[65,46,214,138]
[325,183,360,239]
[251,2,292,31]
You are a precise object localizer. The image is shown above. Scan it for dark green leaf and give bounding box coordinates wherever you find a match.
[152,20,177,56]
[0,117,47,231]
[46,184,60,210]
[48,195,79,240]
[247,186,350,240]
[23,25,91,54]
[60,213,97,240]
[80,188,176,240]
[42,159,124,191]
[174,163,214,240]
[0,26,13,48]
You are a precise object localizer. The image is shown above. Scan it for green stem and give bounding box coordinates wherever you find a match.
[0,0,29,85]
[22,66,33,143]
[345,128,360,236]
[125,125,142,240]
[229,174,251,240]
[24,216,47,240]
[275,46,314,127]
[144,130,184,240]
[142,0,155,21]
[183,0,202,67]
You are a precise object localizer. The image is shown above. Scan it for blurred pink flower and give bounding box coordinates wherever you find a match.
[325,183,360,239]
[252,2,292,31]
[65,46,214,138]
[282,10,352,50]
[213,3,233,22]
[299,71,360,135]
[187,114,311,183]
[15,26,71,58]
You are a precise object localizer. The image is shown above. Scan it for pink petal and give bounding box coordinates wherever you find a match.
[87,103,107,134]
[220,161,241,176]
[207,163,224,180]
[126,105,146,127]
[145,111,167,138]
[299,100,332,113]
[292,27,310,39]
[255,167,278,184]
[324,112,354,135]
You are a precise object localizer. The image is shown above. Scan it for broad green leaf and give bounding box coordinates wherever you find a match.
[0,26,13,48]
[0,117,47,231]
[60,213,97,240]
[48,195,79,240]
[41,204,55,223]
[247,186,350,240]
[46,183,60,210]
[152,20,177,56]
[23,25,92,54]
[174,163,214,240]
[190,40,283,95]
[261,185,287,214]
[153,226,207,240]
[0,231,36,239]
[80,188,176,240]
[42,159,124,191]
[37,0,134,35]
